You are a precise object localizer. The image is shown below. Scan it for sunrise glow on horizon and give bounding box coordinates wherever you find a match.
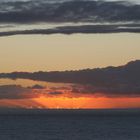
[1,95,140,109]
[0,0,140,110]
[0,33,140,109]
[1,1,140,140]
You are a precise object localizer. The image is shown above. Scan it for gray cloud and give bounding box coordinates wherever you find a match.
[0,0,140,23]
[29,84,45,89]
[71,84,140,97]
[0,0,140,36]
[0,24,140,36]
[0,85,39,99]
[48,91,63,95]
[0,84,69,99]
[0,85,29,99]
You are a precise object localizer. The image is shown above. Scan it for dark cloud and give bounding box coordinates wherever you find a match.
[0,0,140,36]
[48,91,63,95]
[1,60,140,97]
[29,84,45,89]
[71,84,140,97]
[0,84,68,99]
[50,86,71,90]
[0,0,140,23]
[0,24,140,36]
[0,85,38,99]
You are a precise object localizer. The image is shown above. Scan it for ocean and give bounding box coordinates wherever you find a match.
[0,109,140,140]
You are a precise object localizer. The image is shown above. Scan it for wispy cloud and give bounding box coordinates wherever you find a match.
[0,24,140,36]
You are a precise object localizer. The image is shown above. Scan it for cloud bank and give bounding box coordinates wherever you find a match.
[1,60,140,97]
[0,0,140,23]
[0,85,33,99]
[0,84,64,99]
[0,0,140,36]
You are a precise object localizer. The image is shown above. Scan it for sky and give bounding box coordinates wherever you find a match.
[0,33,140,72]
[0,0,140,109]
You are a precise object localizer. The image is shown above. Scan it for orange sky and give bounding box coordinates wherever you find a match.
[0,33,140,72]
[0,78,140,109]
[0,95,140,109]
[0,33,140,109]
[34,96,140,109]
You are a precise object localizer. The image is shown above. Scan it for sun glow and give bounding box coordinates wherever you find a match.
[0,78,140,109]
[0,96,140,109]
[31,96,140,109]
[33,96,92,109]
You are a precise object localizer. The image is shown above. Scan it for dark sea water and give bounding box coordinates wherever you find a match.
[0,109,140,140]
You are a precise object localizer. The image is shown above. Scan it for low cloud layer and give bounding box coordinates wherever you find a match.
[0,84,63,99]
[0,85,34,99]
[0,60,140,97]
[71,84,140,97]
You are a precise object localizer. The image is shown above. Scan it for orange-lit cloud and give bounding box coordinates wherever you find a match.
[0,82,140,109]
